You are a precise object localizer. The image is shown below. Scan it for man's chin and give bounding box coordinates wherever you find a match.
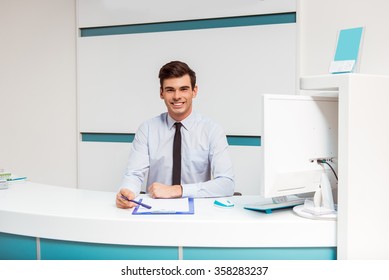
[168,109,190,120]
[170,106,185,113]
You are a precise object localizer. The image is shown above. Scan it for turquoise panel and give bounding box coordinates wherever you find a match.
[80,13,296,37]
[334,27,363,61]
[183,247,337,260]
[227,136,261,146]
[40,238,178,260]
[81,133,135,143]
[81,133,260,146]
[0,232,37,260]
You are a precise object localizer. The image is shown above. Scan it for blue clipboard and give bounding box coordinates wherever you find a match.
[132,197,195,215]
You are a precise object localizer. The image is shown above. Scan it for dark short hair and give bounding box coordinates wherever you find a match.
[158,61,196,89]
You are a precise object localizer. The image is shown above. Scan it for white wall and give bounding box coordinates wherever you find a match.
[298,0,389,77]
[0,0,77,188]
[77,0,297,194]
[0,0,296,192]
[78,0,295,27]
[78,23,296,135]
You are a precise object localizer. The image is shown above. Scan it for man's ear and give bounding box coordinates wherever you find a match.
[160,88,164,99]
[192,85,198,98]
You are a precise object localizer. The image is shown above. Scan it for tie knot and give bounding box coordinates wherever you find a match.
[174,122,182,130]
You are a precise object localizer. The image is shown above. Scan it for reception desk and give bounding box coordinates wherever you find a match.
[0,182,336,260]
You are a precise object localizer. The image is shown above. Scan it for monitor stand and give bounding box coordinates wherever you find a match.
[293,173,337,220]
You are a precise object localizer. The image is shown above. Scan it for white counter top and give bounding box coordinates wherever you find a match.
[0,182,336,247]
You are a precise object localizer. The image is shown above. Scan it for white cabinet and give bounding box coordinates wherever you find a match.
[300,74,389,259]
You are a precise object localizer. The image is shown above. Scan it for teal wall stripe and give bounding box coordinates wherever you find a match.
[183,247,337,260]
[80,13,296,37]
[227,135,261,146]
[81,133,135,143]
[81,133,260,146]
[0,232,37,260]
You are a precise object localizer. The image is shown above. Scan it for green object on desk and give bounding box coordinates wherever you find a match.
[0,172,11,179]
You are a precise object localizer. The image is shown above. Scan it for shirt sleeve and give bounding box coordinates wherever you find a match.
[119,123,150,196]
[181,125,235,198]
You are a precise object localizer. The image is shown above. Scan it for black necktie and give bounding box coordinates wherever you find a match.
[172,122,182,185]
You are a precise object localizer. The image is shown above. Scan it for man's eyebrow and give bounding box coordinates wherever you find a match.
[163,85,190,90]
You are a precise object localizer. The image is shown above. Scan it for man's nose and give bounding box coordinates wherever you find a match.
[173,90,181,99]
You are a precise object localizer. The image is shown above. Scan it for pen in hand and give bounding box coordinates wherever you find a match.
[121,195,152,209]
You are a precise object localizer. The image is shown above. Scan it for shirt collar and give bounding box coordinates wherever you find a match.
[166,112,196,131]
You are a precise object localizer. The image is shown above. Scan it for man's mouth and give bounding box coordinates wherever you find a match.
[171,101,184,107]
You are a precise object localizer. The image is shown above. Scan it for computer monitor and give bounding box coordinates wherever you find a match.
[260,94,338,199]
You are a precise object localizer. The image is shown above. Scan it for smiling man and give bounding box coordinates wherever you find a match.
[116,61,235,209]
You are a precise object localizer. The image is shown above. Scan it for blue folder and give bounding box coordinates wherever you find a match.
[132,197,195,215]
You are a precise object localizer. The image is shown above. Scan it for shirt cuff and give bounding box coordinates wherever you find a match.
[181,183,198,197]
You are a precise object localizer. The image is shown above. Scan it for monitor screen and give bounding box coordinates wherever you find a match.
[260,94,338,198]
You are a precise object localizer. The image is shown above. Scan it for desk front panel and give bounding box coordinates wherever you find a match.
[0,232,336,260]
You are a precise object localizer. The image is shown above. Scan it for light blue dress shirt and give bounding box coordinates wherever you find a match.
[120,112,235,197]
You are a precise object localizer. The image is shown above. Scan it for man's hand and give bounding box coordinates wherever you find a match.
[116,188,137,208]
[148,183,183,198]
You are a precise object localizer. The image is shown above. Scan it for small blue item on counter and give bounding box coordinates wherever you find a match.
[213,198,234,208]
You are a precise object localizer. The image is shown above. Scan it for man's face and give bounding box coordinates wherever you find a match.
[160,74,197,121]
